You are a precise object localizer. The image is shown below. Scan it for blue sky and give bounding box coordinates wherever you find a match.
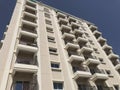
[0,0,120,55]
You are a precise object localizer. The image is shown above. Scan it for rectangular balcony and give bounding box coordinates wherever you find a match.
[62,33,75,40]
[77,37,88,45]
[14,63,38,73]
[69,16,76,23]
[20,30,37,38]
[17,44,37,53]
[22,20,37,27]
[60,24,71,32]
[65,43,79,51]
[58,17,68,25]
[89,25,97,32]
[73,29,84,35]
[108,53,119,60]
[57,12,66,18]
[80,46,93,55]
[91,70,108,82]
[26,0,36,8]
[24,7,36,15]
[97,37,107,45]
[102,44,112,52]
[69,55,85,63]
[85,58,100,66]
[71,22,79,28]
[23,11,37,19]
[25,5,37,11]
[73,70,92,80]
[93,31,101,39]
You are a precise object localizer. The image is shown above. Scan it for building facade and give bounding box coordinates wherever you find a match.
[0,0,120,90]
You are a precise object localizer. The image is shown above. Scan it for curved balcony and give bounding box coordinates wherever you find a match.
[62,33,75,40]
[85,58,101,66]
[65,43,79,50]
[77,37,88,45]
[69,55,85,63]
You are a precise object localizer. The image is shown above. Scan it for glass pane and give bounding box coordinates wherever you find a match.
[15,81,22,90]
[23,81,29,90]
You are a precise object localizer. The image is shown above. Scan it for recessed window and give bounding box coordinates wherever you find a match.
[49,47,58,55]
[51,62,60,68]
[89,39,94,45]
[44,13,51,18]
[48,36,55,43]
[44,7,50,13]
[85,33,90,37]
[53,82,63,90]
[46,27,53,33]
[45,19,52,25]
[93,48,100,54]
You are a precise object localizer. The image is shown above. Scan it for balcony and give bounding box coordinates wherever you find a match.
[21,23,37,34]
[80,46,93,55]
[102,44,112,52]
[77,37,88,45]
[60,24,71,32]
[69,16,76,23]
[20,30,37,38]
[91,70,108,82]
[24,7,36,15]
[85,58,101,66]
[73,68,92,80]
[93,31,101,39]
[65,43,79,51]
[23,11,37,19]
[58,17,68,25]
[97,37,107,46]
[115,63,120,71]
[78,85,96,90]
[73,29,84,36]
[22,20,37,27]
[71,22,79,29]
[62,33,75,40]
[89,25,97,32]
[11,72,38,90]
[26,0,36,8]
[69,55,85,63]
[108,53,119,60]
[57,12,66,18]
[25,5,36,11]
[14,63,38,73]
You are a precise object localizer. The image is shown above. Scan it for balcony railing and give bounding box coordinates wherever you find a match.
[19,41,37,47]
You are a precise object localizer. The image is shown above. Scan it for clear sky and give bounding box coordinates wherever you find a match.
[0,0,120,56]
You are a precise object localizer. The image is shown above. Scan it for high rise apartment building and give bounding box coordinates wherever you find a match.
[0,0,120,90]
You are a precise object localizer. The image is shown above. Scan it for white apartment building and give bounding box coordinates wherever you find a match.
[0,0,120,90]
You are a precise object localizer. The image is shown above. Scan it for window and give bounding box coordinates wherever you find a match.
[48,36,55,43]
[44,7,50,13]
[15,81,30,90]
[89,39,94,45]
[106,70,113,77]
[85,33,90,37]
[46,27,53,33]
[45,19,52,25]
[44,13,51,18]
[49,47,58,55]
[53,82,63,90]
[93,48,100,54]
[51,63,60,68]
